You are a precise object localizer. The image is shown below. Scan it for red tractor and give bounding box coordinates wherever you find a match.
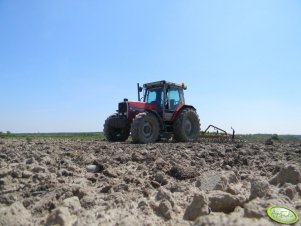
[104,80,200,143]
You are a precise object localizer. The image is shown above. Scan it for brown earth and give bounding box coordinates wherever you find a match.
[0,138,300,226]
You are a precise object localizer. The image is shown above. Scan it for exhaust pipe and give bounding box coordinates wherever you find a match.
[137,83,140,101]
[137,83,143,101]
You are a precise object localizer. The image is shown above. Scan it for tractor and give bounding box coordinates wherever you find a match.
[103,80,200,143]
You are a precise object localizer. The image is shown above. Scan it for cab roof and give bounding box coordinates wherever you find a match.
[143,80,187,90]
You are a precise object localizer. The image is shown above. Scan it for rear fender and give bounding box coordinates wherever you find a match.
[171,104,196,121]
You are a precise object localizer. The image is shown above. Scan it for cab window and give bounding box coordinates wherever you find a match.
[145,88,163,108]
[167,88,180,110]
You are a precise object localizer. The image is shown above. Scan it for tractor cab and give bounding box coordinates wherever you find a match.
[141,81,186,121]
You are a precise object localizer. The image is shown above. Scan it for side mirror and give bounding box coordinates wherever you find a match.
[138,86,143,92]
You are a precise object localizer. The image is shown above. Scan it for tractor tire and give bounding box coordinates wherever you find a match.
[173,108,200,142]
[104,114,130,142]
[131,112,160,144]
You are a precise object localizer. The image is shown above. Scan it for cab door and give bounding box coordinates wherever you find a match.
[163,87,183,121]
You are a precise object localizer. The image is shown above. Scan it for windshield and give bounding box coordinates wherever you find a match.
[145,88,163,107]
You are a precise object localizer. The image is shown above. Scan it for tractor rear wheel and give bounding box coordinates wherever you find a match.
[173,108,200,142]
[131,112,159,144]
[104,114,130,142]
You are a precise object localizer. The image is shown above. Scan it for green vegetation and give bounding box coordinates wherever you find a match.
[1,132,300,142]
[239,134,301,142]
[0,132,105,139]
[270,134,280,141]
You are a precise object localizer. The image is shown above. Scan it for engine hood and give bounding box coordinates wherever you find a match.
[127,101,158,111]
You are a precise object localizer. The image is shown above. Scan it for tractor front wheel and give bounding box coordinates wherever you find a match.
[131,112,159,143]
[173,108,200,142]
[104,114,130,142]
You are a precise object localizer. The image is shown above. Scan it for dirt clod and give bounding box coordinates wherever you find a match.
[183,192,209,221]
[168,164,198,180]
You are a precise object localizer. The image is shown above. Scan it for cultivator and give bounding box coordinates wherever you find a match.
[200,125,235,143]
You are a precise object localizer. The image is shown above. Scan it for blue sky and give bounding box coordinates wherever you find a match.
[1,0,300,134]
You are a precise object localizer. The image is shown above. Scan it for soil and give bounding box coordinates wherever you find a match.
[0,138,300,226]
